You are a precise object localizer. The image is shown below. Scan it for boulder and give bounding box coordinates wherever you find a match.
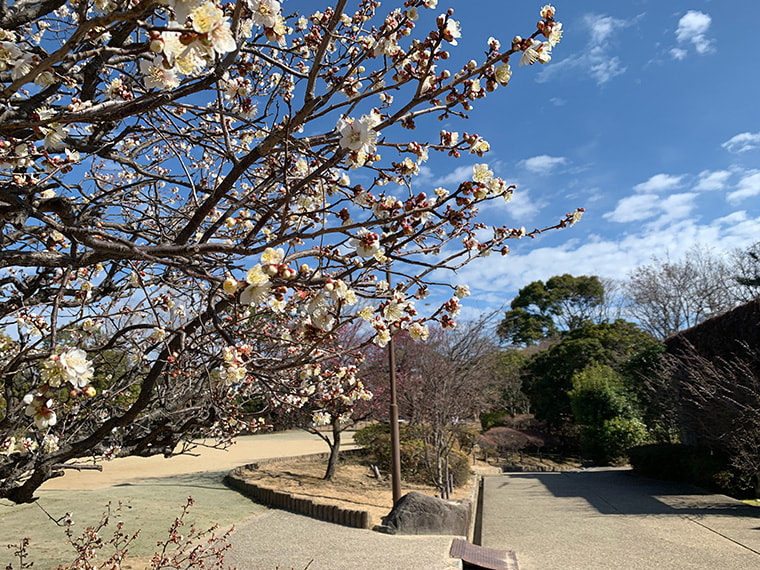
[376,491,470,535]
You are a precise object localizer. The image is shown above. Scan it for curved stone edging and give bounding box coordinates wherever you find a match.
[223,450,371,529]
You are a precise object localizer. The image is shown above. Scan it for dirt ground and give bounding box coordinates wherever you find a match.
[42,430,336,491]
[235,456,484,527]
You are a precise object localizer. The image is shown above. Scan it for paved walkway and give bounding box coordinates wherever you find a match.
[225,509,460,570]
[480,468,760,570]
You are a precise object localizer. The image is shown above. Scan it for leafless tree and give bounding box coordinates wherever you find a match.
[664,341,760,494]
[393,317,502,496]
[730,241,760,302]
[624,246,740,338]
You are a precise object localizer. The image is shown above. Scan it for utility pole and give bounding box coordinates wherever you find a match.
[386,264,402,506]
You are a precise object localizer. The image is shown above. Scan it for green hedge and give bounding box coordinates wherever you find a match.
[628,443,749,496]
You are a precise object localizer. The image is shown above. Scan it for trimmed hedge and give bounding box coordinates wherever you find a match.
[628,443,750,496]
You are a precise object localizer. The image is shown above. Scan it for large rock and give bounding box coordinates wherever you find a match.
[377,491,470,535]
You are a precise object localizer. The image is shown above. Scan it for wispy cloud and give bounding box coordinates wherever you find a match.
[728,172,760,203]
[722,132,760,153]
[652,193,698,227]
[632,173,684,193]
[672,10,715,58]
[695,170,731,191]
[536,13,636,86]
[432,164,473,187]
[604,173,693,224]
[453,210,760,311]
[519,155,567,173]
[588,14,629,44]
[603,193,658,223]
[503,188,542,220]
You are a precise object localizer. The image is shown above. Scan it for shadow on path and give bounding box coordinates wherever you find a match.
[495,469,760,519]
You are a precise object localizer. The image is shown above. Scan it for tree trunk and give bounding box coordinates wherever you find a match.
[323,417,342,481]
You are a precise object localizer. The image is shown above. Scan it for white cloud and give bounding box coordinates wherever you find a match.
[587,14,629,44]
[633,173,684,193]
[695,170,731,191]
[722,132,760,153]
[604,193,659,223]
[453,211,760,311]
[604,186,696,225]
[549,97,566,106]
[670,48,687,60]
[535,13,634,86]
[587,50,627,85]
[673,10,715,58]
[728,172,760,203]
[432,164,475,187]
[503,188,542,220]
[653,193,697,226]
[519,155,567,173]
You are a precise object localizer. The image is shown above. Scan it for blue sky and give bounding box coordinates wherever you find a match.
[404,0,760,317]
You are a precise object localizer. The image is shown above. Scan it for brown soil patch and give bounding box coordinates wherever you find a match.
[235,456,488,527]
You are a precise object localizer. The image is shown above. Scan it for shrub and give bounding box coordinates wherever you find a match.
[628,443,754,496]
[354,423,471,487]
[581,417,648,465]
[480,412,537,432]
[480,411,509,431]
[447,449,473,487]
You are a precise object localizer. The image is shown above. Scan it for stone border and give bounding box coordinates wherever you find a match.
[223,449,371,529]
[468,473,482,543]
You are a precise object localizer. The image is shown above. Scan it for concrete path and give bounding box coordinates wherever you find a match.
[225,509,460,570]
[480,468,760,570]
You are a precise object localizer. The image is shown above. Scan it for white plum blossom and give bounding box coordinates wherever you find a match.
[455,284,470,298]
[240,283,270,305]
[382,300,405,322]
[140,56,179,90]
[547,22,563,47]
[223,277,239,295]
[472,163,493,184]
[261,247,285,265]
[442,19,462,45]
[1,437,15,456]
[40,348,94,388]
[409,322,429,342]
[190,2,236,55]
[349,228,382,258]
[373,325,391,347]
[337,112,381,154]
[24,393,57,430]
[246,264,270,287]
[310,309,336,331]
[42,434,60,454]
[495,63,512,85]
[312,411,331,426]
[520,40,551,66]
[249,0,282,28]
[540,4,555,19]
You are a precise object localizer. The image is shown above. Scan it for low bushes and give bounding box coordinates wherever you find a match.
[628,443,755,497]
[354,423,472,487]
